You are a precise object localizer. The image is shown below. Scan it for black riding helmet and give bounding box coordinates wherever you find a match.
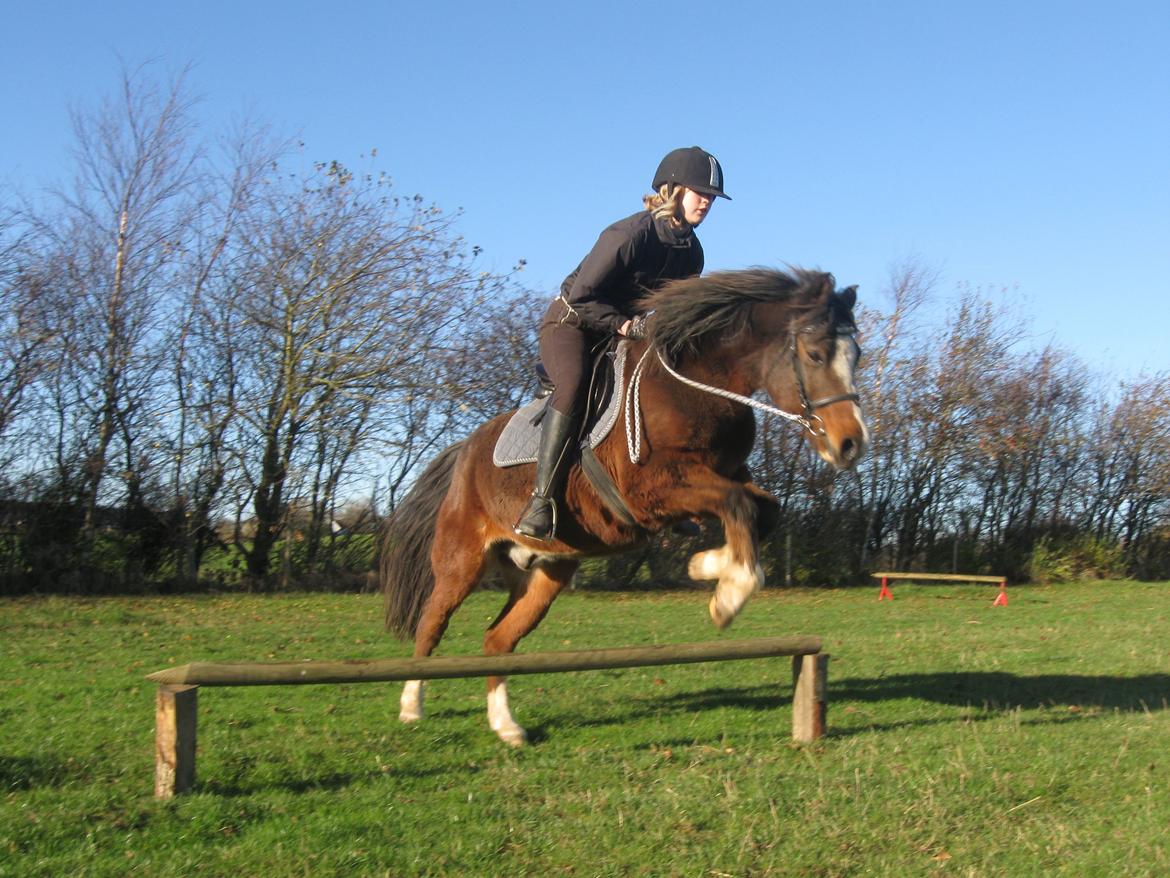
[652,146,730,200]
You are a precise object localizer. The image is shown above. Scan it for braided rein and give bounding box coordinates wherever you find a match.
[624,346,817,465]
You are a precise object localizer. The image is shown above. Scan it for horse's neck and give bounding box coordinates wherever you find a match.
[635,346,757,464]
[632,347,758,448]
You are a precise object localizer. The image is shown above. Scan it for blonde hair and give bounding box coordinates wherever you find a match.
[643,184,687,228]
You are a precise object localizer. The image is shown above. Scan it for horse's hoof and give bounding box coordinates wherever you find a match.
[708,596,734,630]
[495,726,528,747]
[399,706,423,723]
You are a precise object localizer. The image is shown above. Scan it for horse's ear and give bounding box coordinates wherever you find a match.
[839,285,857,310]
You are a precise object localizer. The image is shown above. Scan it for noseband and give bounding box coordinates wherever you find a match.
[788,320,861,437]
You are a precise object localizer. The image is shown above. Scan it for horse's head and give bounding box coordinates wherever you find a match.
[645,268,868,471]
[755,273,869,470]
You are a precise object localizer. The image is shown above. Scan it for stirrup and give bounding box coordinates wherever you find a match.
[513,493,557,541]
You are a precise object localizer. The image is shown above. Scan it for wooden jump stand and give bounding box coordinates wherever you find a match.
[872,571,1008,606]
[149,635,830,799]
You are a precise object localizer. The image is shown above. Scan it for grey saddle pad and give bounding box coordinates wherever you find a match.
[492,343,629,467]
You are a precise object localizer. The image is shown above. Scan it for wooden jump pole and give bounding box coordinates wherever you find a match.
[148,635,823,686]
[149,635,827,799]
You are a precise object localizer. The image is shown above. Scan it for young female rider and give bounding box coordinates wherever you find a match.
[513,146,730,541]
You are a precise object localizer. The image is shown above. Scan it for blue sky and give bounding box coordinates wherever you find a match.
[2,0,1167,378]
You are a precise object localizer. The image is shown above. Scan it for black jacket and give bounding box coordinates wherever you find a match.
[545,210,704,334]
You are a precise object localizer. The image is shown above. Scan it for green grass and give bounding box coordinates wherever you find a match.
[2,581,1168,877]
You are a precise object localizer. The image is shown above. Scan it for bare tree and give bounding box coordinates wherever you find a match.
[440,285,543,428]
[19,63,204,582]
[966,346,1087,572]
[0,217,56,474]
[219,158,516,579]
[900,291,1021,565]
[1082,375,1170,549]
[161,120,283,581]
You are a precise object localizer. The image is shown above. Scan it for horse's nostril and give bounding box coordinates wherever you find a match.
[840,438,857,462]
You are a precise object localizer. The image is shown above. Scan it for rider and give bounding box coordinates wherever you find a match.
[513,146,731,541]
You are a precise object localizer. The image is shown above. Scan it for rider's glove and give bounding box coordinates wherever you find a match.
[625,313,649,340]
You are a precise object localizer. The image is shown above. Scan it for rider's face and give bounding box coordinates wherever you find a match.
[681,188,714,227]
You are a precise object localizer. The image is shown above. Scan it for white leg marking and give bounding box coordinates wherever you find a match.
[487,680,527,747]
[709,561,765,629]
[399,679,425,723]
[688,544,732,581]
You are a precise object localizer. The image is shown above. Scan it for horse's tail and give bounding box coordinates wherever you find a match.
[380,441,465,639]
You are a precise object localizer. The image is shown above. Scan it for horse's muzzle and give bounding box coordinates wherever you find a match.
[815,426,867,471]
[839,436,862,466]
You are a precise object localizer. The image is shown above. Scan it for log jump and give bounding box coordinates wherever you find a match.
[148,635,829,799]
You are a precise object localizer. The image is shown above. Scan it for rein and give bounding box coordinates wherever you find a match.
[623,324,859,465]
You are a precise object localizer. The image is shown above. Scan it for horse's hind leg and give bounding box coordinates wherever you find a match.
[482,558,578,746]
[399,531,488,724]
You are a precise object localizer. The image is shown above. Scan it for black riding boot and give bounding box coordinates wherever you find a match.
[513,407,579,541]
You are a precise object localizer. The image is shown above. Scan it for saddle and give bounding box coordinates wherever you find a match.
[492,341,628,468]
[493,340,640,528]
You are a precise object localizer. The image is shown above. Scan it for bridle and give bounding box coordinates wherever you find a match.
[623,315,861,464]
[787,319,861,437]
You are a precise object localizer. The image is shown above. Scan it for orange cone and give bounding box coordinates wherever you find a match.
[993,581,1008,607]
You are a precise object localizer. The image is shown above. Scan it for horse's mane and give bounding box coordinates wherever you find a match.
[642,267,835,361]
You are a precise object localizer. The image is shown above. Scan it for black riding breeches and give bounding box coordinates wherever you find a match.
[538,320,597,417]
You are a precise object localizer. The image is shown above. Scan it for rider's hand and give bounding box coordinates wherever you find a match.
[622,314,648,340]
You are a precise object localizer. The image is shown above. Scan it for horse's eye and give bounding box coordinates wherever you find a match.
[806,349,825,366]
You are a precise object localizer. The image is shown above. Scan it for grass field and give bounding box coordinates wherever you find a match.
[2,581,1168,877]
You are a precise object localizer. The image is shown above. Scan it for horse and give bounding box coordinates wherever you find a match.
[379,267,868,745]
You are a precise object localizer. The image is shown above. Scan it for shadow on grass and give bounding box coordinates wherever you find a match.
[833,672,1170,713]
[649,671,1170,717]
[198,767,467,800]
[0,753,88,791]
[525,671,1170,740]
[200,772,373,797]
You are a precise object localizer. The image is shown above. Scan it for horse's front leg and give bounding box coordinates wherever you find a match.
[685,485,767,628]
[642,470,766,626]
[689,472,783,624]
